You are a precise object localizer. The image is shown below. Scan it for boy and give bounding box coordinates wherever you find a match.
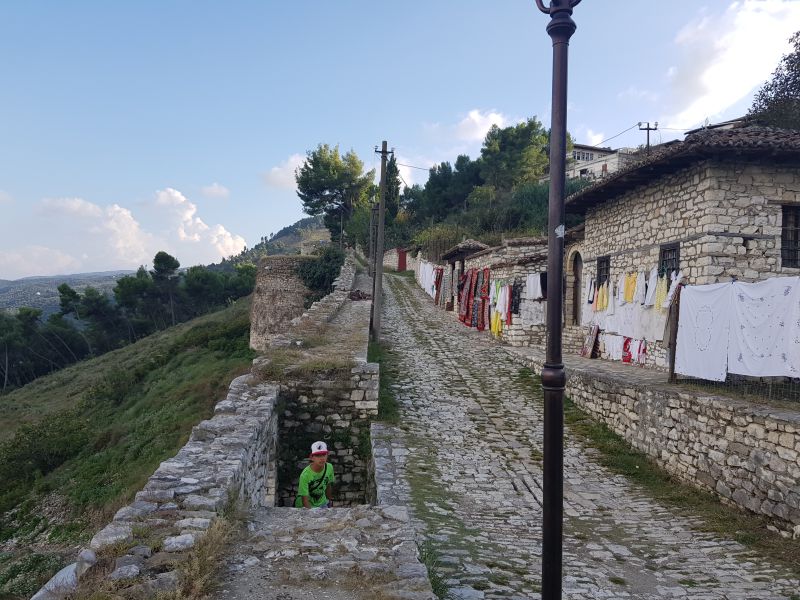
[294,441,335,508]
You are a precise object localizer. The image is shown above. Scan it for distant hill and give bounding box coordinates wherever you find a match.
[207,214,329,272]
[0,271,133,316]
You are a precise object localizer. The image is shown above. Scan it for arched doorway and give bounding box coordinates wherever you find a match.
[571,252,583,325]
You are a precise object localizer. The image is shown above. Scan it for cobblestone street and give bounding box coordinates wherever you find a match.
[381,273,800,600]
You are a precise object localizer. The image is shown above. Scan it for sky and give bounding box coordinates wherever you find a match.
[1,0,798,280]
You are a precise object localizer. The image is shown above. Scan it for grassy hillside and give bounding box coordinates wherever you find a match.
[0,297,256,599]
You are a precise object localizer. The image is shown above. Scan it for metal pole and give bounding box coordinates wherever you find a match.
[371,141,389,341]
[535,1,579,598]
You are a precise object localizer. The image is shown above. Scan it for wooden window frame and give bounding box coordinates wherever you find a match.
[659,242,680,275]
[596,255,610,285]
[782,205,800,268]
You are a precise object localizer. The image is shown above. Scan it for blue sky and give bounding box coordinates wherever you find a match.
[1,0,798,279]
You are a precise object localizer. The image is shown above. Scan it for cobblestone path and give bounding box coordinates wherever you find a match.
[382,273,799,600]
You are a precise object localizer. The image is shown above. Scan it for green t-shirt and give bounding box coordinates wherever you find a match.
[294,462,334,508]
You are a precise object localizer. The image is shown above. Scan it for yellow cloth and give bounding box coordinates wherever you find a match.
[654,275,668,313]
[491,311,503,336]
[624,273,636,303]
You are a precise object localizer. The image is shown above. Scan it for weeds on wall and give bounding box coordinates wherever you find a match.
[295,246,345,307]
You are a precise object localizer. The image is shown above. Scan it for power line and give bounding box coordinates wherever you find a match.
[593,123,640,146]
[396,161,432,171]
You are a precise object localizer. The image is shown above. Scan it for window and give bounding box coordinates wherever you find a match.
[659,242,680,274]
[596,256,610,285]
[782,206,800,268]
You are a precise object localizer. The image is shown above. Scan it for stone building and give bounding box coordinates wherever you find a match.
[563,122,800,368]
[565,143,639,180]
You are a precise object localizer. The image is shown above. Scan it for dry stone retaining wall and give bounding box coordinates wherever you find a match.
[274,362,379,507]
[510,349,800,535]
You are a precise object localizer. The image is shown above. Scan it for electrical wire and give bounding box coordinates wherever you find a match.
[397,161,432,171]
[593,123,640,146]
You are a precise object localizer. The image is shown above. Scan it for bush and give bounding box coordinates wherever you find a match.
[295,246,345,305]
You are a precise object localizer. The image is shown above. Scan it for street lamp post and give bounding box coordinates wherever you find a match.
[534,0,580,598]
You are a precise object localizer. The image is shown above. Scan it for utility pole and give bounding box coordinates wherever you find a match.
[368,201,376,277]
[371,141,391,342]
[638,121,658,155]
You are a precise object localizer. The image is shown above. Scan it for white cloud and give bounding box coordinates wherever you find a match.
[103,204,153,266]
[200,182,230,199]
[210,224,247,258]
[662,0,800,128]
[0,246,81,279]
[40,197,103,218]
[155,188,245,259]
[453,109,509,142]
[156,187,210,242]
[263,153,305,190]
[0,190,13,204]
[585,129,605,146]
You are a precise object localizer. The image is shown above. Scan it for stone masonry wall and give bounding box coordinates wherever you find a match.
[693,159,800,283]
[574,159,800,370]
[459,241,550,347]
[251,254,357,351]
[34,254,367,599]
[46,376,282,597]
[384,248,400,271]
[275,363,379,507]
[250,255,313,352]
[510,349,800,535]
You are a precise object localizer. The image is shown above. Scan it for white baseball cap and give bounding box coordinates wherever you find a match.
[310,441,329,456]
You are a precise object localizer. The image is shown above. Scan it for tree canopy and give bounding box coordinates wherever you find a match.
[749,31,800,129]
[295,144,375,244]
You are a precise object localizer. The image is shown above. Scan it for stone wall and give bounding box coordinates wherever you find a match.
[459,240,550,346]
[249,255,313,352]
[384,248,400,271]
[35,376,282,597]
[509,349,800,535]
[250,253,356,351]
[274,362,379,507]
[579,159,800,287]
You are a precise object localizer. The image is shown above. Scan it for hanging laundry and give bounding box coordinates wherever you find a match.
[624,272,637,303]
[727,276,800,377]
[510,280,524,314]
[644,267,658,307]
[663,270,684,308]
[674,281,732,382]
[617,273,627,306]
[633,271,646,305]
[526,273,543,300]
[654,274,669,313]
[586,278,595,304]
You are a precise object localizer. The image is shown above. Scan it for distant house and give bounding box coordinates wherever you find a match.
[563,121,800,367]
[567,143,637,180]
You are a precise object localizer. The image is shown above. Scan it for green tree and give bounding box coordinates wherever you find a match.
[295,144,374,244]
[749,31,800,129]
[151,251,181,327]
[479,118,549,191]
[385,155,402,222]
